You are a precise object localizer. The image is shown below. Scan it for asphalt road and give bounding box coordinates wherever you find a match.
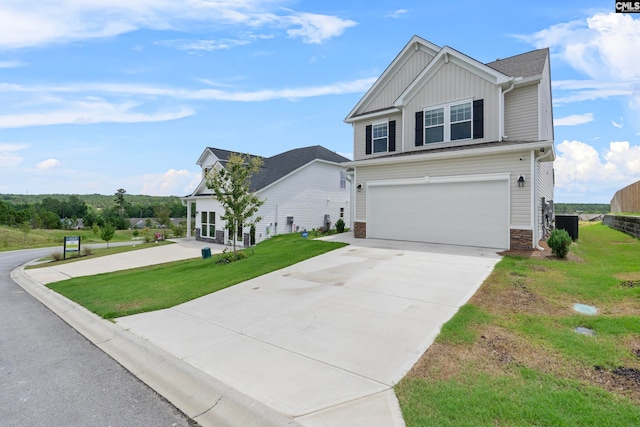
[0,247,196,427]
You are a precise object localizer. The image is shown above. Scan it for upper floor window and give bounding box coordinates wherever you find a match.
[424,108,444,144]
[416,99,483,146]
[450,102,472,140]
[372,122,388,153]
[340,171,347,189]
[365,120,396,155]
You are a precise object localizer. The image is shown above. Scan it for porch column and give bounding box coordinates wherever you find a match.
[186,200,192,237]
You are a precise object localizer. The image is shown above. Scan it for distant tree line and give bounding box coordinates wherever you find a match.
[554,203,610,215]
[0,193,187,230]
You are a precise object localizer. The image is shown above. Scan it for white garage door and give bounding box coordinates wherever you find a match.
[367,178,509,249]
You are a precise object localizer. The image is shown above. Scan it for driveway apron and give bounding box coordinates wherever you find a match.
[116,236,501,426]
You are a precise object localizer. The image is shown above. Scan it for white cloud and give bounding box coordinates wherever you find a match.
[552,79,633,104]
[555,140,640,195]
[37,158,60,169]
[387,9,409,18]
[0,99,194,128]
[285,12,356,44]
[0,77,378,103]
[0,1,355,50]
[156,38,252,51]
[140,168,200,196]
[524,13,640,115]
[612,117,624,128]
[0,143,26,167]
[554,113,593,126]
[524,13,640,81]
[0,60,25,68]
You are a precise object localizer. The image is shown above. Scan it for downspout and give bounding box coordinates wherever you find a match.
[533,147,554,250]
[500,79,515,141]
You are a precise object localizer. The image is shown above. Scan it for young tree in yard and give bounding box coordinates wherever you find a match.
[205,153,264,255]
[114,188,126,218]
[154,204,172,232]
[100,223,115,248]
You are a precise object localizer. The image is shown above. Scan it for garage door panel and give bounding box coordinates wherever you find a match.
[368,180,508,249]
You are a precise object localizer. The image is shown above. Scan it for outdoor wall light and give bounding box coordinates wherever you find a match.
[517,176,525,187]
[357,184,362,191]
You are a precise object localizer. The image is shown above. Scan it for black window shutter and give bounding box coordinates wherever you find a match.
[365,125,372,154]
[388,120,396,152]
[473,99,484,139]
[415,111,424,146]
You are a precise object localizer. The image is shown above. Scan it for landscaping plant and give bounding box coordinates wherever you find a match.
[547,228,572,258]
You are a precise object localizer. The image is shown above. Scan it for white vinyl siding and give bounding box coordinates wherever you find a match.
[403,62,500,151]
[538,57,553,142]
[196,162,350,246]
[504,84,538,141]
[354,151,531,228]
[358,49,435,115]
[255,161,350,243]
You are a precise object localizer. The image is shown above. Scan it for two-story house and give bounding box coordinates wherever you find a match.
[182,145,351,246]
[345,35,555,250]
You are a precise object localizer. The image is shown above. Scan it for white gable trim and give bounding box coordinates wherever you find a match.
[394,46,511,108]
[344,107,400,124]
[344,36,440,122]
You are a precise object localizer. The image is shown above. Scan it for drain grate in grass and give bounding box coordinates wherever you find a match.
[620,280,640,288]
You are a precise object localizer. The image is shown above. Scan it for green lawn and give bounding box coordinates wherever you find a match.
[0,225,140,251]
[28,240,173,268]
[48,233,347,319]
[396,222,640,426]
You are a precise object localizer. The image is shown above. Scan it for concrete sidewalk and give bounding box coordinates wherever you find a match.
[26,238,223,284]
[17,234,501,426]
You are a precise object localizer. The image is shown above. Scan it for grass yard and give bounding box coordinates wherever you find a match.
[28,240,173,268]
[48,233,347,319]
[396,222,640,426]
[0,225,140,251]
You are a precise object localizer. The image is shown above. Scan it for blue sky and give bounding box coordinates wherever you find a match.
[0,1,639,203]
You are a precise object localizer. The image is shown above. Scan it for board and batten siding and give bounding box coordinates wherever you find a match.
[504,84,538,141]
[538,56,553,142]
[354,151,532,227]
[357,49,434,115]
[353,112,403,161]
[255,161,350,243]
[403,61,501,151]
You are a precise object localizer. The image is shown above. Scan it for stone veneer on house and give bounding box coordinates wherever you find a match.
[353,222,367,238]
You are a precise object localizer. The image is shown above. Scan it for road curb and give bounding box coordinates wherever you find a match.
[11,265,302,427]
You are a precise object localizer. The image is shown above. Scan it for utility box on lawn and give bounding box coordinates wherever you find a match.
[201,247,211,259]
[555,215,579,241]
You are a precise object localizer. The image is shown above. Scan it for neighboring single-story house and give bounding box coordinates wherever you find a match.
[182,145,351,246]
[344,35,556,250]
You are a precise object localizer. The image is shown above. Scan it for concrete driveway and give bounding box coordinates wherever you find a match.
[116,234,501,426]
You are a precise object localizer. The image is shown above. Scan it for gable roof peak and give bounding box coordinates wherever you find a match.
[485,47,549,79]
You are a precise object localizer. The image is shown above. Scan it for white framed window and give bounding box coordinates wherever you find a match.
[201,211,215,237]
[340,171,347,189]
[424,100,473,144]
[424,107,444,144]
[372,122,388,153]
[450,102,472,140]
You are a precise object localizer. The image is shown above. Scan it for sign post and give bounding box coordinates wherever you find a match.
[64,236,81,260]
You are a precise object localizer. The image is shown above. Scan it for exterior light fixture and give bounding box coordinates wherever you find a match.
[517,176,525,187]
